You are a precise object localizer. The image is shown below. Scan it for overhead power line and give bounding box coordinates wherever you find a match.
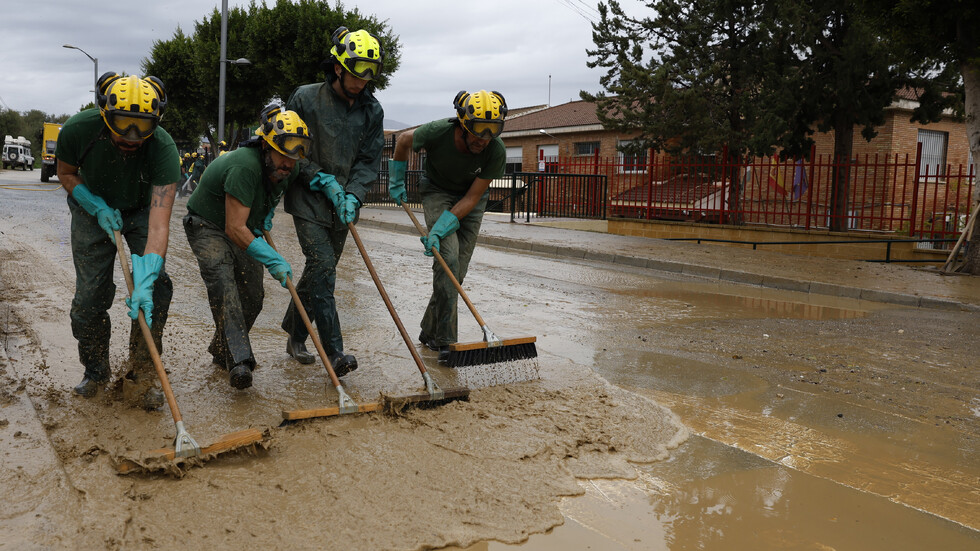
[554,0,597,23]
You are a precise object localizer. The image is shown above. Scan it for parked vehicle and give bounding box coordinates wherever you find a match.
[3,135,34,171]
[40,123,62,181]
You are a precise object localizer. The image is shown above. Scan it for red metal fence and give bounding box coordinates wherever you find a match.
[536,144,975,246]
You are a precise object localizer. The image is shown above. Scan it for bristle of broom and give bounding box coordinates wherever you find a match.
[446,341,538,368]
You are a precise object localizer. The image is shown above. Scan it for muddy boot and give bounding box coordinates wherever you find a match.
[286,339,315,364]
[139,386,165,411]
[123,369,163,410]
[437,346,451,365]
[418,332,439,351]
[328,351,358,377]
[229,363,253,389]
[74,366,109,398]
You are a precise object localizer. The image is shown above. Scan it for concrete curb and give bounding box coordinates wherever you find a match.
[357,217,980,313]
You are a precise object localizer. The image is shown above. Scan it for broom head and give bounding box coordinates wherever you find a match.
[446,336,537,368]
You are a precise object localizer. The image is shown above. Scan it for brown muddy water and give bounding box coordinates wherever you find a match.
[1,169,977,550]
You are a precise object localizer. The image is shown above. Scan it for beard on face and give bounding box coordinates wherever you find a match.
[263,150,292,182]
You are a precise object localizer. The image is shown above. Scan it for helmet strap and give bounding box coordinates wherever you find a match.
[336,70,363,100]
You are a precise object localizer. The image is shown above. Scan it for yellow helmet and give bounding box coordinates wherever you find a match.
[330,27,383,80]
[454,90,508,139]
[254,104,312,160]
[97,72,167,141]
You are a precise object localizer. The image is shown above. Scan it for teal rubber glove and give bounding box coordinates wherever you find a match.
[388,160,407,205]
[126,253,163,327]
[253,206,276,237]
[72,183,123,243]
[338,193,360,225]
[246,236,292,287]
[421,210,460,257]
[309,172,345,210]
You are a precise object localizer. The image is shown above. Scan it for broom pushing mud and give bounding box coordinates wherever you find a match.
[262,231,383,422]
[111,230,265,475]
[400,203,537,368]
[344,222,470,406]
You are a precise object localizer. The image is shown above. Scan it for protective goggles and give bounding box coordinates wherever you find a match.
[105,111,159,141]
[270,134,311,160]
[463,119,504,139]
[344,58,381,80]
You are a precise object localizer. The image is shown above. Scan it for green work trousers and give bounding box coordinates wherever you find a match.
[281,216,349,356]
[68,196,172,382]
[183,214,265,371]
[419,182,488,347]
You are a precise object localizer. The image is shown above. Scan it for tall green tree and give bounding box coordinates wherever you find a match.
[584,0,911,231]
[142,0,400,151]
[888,0,980,273]
[582,0,791,222]
[143,28,205,149]
[777,0,904,231]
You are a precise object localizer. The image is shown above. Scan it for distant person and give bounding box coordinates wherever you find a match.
[388,90,507,363]
[181,152,192,179]
[217,140,230,157]
[183,105,310,389]
[56,72,180,407]
[279,26,385,376]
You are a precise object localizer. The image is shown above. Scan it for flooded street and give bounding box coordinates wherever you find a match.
[1,168,977,550]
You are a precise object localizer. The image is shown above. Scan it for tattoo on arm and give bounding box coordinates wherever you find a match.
[151,183,176,208]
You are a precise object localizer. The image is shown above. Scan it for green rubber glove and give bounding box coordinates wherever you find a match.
[421,210,460,257]
[338,193,360,225]
[126,253,163,327]
[72,183,123,243]
[388,160,407,205]
[246,236,292,287]
[309,172,345,210]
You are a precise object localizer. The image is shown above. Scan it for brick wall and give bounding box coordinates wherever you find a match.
[609,218,949,263]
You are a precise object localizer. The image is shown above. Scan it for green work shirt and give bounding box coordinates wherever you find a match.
[282,73,385,226]
[186,146,297,232]
[413,118,506,195]
[57,108,180,211]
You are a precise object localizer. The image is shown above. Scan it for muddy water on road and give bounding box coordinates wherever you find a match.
[2,171,977,550]
[0,181,685,550]
[448,251,978,549]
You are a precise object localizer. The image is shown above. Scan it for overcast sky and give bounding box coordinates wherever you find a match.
[0,0,645,129]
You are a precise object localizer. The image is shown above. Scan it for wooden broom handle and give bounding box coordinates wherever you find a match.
[399,203,488,328]
[114,231,182,423]
[262,231,342,388]
[344,222,431,376]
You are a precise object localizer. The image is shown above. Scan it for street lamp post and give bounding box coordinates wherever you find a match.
[63,44,98,104]
[217,0,251,146]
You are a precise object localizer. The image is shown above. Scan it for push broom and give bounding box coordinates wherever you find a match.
[400,204,537,368]
[263,231,382,422]
[112,230,264,474]
[345,221,469,406]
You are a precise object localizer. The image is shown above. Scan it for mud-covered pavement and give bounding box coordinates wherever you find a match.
[1,168,978,550]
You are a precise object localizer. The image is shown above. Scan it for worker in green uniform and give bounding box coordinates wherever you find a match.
[279,26,385,376]
[388,90,508,363]
[184,105,310,390]
[56,72,180,406]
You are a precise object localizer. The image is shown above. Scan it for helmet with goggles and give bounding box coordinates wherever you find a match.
[330,27,384,81]
[97,72,167,141]
[254,104,311,160]
[454,90,508,139]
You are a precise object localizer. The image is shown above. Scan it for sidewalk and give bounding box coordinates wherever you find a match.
[358,206,980,312]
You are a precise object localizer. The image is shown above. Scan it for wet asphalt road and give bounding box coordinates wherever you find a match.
[1,168,977,550]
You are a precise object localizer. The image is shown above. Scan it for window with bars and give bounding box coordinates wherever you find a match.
[505,146,522,174]
[917,129,948,178]
[617,140,647,173]
[574,141,600,156]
